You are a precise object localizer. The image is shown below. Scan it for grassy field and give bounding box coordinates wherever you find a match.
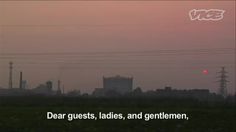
[0,96,235,132]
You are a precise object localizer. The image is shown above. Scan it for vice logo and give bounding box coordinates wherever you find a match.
[189,9,225,21]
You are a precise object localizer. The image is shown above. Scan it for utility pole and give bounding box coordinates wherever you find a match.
[217,67,229,97]
[9,61,13,89]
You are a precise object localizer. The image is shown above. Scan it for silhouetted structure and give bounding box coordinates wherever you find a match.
[8,62,13,89]
[62,85,65,94]
[19,71,23,89]
[66,90,81,97]
[155,86,210,100]
[103,75,133,94]
[22,80,27,89]
[93,75,133,97]
[57,80,62,95]
[32,81,53,95]
[217,67,228,97]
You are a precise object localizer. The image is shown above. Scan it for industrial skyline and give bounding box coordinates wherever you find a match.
[0,66,232,99]
[0,61,234,97]
[0,1,235,94]
[0,2,235,132]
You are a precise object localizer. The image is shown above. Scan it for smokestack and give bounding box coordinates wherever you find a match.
[19,71,22,89]
[57,80,61,94]
[9,62,13,89]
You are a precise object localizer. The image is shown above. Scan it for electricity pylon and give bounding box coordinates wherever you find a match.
[217,67,229,97]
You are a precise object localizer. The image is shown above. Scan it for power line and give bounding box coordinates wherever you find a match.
[0,48,234,57]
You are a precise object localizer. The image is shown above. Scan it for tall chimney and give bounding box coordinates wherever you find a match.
[19,71,22,89]
[9,62,13,89]
[57,80,61,94]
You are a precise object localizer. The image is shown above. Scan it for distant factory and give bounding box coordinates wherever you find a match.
[93,75,133,96]
[91,75,221,101]
[0,79,62,96]
[0,62,62,96]
[0,62,230,99]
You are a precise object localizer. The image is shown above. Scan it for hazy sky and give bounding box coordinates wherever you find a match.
[0,1,235,94]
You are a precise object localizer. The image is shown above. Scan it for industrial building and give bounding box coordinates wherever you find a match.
[103,75,133,94]
[0,81,55,96]
[93,75,133,96]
